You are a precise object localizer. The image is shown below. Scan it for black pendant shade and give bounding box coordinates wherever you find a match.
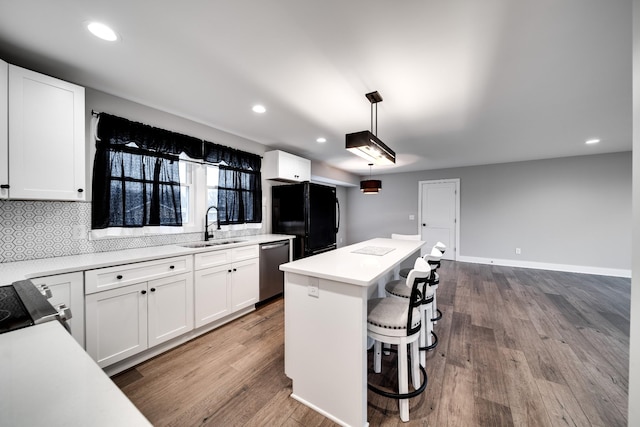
[360,179,382,194]
[346,131,396,165]
[360,163,381,194]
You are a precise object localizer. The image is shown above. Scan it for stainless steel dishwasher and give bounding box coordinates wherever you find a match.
[259,240,290,302]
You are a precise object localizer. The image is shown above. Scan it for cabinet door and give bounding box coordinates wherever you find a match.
[8,65,85,200]
[31,272,84,348]
[263,150,310,182]
[279,151,310,182]
[147,272,194,347]
[85,282,148,368]
[0,59,7,199]
[194,265,231,328]
[230,258,259,312]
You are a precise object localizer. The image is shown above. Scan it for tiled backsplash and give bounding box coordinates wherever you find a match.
[0,200,265,263]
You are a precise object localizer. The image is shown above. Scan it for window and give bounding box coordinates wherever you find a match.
[203,143,262,226]
[218,164,262,224]
[92,146,182,229]
[91,113,262,236]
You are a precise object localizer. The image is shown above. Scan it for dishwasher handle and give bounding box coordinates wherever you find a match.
[261,241,289,250]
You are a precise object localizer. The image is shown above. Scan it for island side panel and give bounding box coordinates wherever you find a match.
[284,271,369,427]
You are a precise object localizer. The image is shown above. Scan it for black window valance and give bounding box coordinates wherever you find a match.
[97,113,203,159]
[96,113,261,170]
[204,143,261,171]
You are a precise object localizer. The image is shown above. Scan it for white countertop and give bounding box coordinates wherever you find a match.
[0,233,294,426]
[280,237,424,287]
[0,234,293,285]
[0,321,151,427]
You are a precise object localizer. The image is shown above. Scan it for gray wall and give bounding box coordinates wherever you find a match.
[346,152,631,272]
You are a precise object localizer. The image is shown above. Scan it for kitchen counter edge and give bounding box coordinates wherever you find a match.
[0,234,294,286]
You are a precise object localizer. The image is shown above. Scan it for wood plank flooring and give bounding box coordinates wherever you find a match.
[112,261,630,426]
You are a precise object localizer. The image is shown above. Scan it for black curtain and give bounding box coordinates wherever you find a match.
[205,142,262,225]
[218,165,262,224]
[92,145,182,229]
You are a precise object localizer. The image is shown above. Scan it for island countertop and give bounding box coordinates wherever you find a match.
[279,237,424,287]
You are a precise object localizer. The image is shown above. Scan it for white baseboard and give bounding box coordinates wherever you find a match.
[457,256,631,278]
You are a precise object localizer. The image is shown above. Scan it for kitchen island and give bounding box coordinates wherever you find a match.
[280,238,424,427]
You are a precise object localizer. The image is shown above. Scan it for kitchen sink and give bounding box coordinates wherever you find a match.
[179,239,246,248]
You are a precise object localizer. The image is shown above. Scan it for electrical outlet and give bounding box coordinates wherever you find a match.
[72,225,86,240]
[409,214,415,220]
[515,248,521,255]
[308,284,319,298]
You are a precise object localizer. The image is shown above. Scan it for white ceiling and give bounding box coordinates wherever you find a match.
[0,0,631,176]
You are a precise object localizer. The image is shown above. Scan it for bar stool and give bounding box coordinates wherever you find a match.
[399,242,446,278]
[385,259,438,367]
[400,244,445,323]
[367,258,430,422]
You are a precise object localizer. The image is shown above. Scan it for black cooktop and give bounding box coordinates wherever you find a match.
[0,284,33,334]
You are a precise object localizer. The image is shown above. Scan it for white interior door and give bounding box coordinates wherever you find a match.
[419,179,459,260]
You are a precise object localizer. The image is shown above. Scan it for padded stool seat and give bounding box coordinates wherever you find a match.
[368,298,421,333]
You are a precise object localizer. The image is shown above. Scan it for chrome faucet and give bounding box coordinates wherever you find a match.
[204,205,221,241]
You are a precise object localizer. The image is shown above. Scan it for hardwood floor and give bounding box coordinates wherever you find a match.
[112,261,630,426]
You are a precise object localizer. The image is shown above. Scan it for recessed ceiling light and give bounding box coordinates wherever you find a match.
[316,137,327,143]
[585,138,601,145]
[87,22,118,42]
[252,105,266,114]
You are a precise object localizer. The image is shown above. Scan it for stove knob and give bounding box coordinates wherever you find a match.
[56,303,73,321]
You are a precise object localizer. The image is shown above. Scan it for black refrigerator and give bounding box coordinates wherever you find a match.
[272,182,340,260]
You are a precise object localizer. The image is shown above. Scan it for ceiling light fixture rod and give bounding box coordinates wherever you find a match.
[366,91,382,136]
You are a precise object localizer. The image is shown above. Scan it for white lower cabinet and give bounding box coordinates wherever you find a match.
[86,282,148,368]
[31,272,84,348]
[86,272,193,368]
[230,258,259,311]
[194,246,259,328]
[147,273,194,347]
[194,265,231,327]
[84,248,260,370]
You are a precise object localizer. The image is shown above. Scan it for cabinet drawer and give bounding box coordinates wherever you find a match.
[195,250,232,270]
[85,256,192,294]
[232,245,259,262]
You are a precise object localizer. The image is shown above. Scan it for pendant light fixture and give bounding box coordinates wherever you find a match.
[346,91,396,165]
[360,163,382,194]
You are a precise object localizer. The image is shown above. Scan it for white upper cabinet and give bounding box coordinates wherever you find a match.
[7,64,85,200]
[0,60,8,199]
[263,150,310,182]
